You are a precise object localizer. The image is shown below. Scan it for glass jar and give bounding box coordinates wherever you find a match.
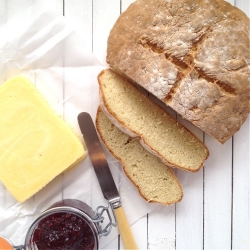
[0,199,116,250]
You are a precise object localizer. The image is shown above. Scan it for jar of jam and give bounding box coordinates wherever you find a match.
[0,199,116,250]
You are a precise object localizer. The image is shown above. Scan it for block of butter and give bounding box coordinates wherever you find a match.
[0,76,86,202]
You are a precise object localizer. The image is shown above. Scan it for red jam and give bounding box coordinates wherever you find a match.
[31,212,95,250]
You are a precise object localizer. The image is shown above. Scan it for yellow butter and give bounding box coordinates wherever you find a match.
[0,76,86,202]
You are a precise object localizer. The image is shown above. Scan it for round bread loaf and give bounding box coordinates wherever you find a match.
[107,0,250,144]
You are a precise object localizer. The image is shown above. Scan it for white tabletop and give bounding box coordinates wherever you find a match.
[0,0,249,249]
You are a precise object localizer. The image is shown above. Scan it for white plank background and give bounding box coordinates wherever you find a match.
[0,0,249,249]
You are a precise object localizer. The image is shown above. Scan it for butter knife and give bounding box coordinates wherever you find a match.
[77,112,137,250]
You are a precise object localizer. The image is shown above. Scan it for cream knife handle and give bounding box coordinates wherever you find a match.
[114,206,138,250]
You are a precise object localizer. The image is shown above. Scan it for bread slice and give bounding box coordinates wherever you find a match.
[96,107,183,205]
[107,0,250,144]
[0,76,86,202]
[98,69,209,172]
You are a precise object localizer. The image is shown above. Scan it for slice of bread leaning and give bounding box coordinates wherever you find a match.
[96,107,183,205]
[98,69,209,172]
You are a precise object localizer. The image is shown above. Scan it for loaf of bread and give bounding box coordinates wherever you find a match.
[107,0,250,143]
[96,107,183,205]
[98,69,209,172]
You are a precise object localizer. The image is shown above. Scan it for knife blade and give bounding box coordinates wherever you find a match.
[77,112,120,207]
[77,112,137,249]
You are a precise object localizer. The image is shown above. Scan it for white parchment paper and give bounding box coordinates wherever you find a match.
[0,8,162,248]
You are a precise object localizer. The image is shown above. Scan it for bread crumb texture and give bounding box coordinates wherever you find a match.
[96,107,183,205]
[98,69,209,172]
[107,0,250,143]
[0,76,86,202]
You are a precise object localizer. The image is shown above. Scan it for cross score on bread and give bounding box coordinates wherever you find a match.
[106,0,250,143]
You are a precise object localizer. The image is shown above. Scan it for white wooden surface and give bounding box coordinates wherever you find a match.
[0,0,249,249]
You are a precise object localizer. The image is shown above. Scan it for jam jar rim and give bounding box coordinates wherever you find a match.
[24,206,99,250]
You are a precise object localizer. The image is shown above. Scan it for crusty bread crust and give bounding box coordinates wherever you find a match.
[107,0,250,143]
[98,69,209,172]
[96,107,183,205]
